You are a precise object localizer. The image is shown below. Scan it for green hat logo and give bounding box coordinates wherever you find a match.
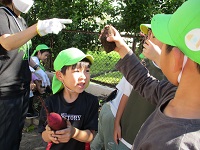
[151,0,200,64]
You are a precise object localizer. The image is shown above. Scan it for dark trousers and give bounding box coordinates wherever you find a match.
[0,89,29,150]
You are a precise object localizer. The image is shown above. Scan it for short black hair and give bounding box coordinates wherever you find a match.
[166,44,174,54]
[33,49,51,56]
[60,58,91,75]
[166,44,200,73]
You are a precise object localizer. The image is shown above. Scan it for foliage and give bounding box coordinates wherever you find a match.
[88,50,120,75]
[21,0,185,59]
[23,0,116,57]
[114,0,185,33]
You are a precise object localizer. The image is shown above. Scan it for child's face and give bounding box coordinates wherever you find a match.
[61,62,91,93]
[38,51,50,62]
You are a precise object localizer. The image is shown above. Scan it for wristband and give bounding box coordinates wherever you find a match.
[33,64,40,70]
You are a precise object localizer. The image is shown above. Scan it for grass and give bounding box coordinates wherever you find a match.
[91,71,123,87]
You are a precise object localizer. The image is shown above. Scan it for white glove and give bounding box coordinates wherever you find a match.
[37,18,72,36]
[34,68,51,87]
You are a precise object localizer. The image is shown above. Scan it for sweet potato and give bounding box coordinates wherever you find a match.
[39,97,67,131]
[99,25,116,53]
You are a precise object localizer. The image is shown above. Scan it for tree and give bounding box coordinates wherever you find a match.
[21,0,185,65]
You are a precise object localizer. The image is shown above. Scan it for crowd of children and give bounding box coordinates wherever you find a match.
[104,1,200,149]
[28,1,200,149]
[1,0,200,150]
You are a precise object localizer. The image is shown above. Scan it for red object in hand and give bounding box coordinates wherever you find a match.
[39,96,67,131]
[47,112,67,131]
[46,142,52,150]
[85,142,91,150]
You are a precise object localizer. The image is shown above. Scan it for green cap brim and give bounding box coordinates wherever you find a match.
[140,24,151,35]
[151,14,175,46]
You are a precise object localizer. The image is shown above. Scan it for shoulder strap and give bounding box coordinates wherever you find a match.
[0,6,22,31]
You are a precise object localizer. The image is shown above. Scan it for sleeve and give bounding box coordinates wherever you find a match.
[31,72,39,81]
[31,56,40,64]
[116,51,177,106]
[116,77,133,97]
[83,95,99,131]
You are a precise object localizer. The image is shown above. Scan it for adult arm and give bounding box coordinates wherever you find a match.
[0,24,37,51]
[0,18,71,51]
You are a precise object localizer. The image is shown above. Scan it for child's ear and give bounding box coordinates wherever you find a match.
[55,71,63,81]
[172,47,184,72]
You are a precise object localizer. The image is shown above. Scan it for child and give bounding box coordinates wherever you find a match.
[104,0,200,149]
[140,24,162,68]
[90,77,133,150]
[91,23,164,150]
[30,44,51,88]
[30,44,52,72]
[38,47,99,150]
[26,72,45,119]
[27,44,52,118]
[113,24,165,150]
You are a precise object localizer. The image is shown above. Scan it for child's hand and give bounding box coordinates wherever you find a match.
[30,82,36,91]
[105,25,131,58]
[114,121,122,144]
[99,25,116,53]
[52,120,75,143]
[45,125,59,144]
[142,40,161,67]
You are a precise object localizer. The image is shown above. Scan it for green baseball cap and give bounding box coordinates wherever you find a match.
[52,47,94,94]
[151,0,200,64]
[140,24,151,35]
[31,44,51,56]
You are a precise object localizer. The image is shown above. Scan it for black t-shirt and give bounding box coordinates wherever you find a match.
[0,7,31,98]
[38,90,99,150]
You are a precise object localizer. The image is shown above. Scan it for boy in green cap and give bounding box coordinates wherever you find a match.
[112,23,165,150]
[101,0,200,149]
[140,24,162,68]
[30,44,52,72]
[38,47,99,150]
[27,44,52,119]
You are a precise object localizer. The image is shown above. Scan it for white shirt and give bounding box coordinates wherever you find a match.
[110,77,133,117]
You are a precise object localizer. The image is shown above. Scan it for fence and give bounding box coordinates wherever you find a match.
[44,31,137,88]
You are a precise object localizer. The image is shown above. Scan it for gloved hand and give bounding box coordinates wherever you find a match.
[34,68,51,87]
[37,18,72,36]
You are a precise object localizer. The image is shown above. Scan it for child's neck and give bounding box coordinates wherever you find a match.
[63,90,79,103]
[164,83,200,119]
